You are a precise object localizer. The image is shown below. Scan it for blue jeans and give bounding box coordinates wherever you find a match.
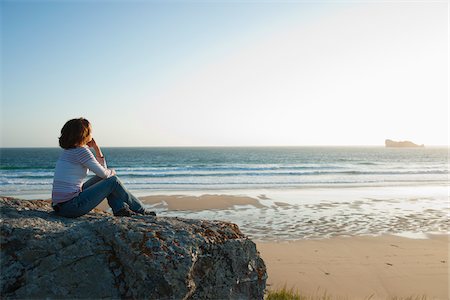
[54,175,146,218]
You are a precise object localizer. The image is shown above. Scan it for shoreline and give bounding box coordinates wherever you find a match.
[6,187,450,241]
[5,181,449,200]
[137,188,448,241]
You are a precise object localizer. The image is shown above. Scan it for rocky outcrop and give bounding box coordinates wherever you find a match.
[0,197,266,299]
[385,139,424,148]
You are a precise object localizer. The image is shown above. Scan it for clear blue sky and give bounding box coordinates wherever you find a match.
[1,1,448,147]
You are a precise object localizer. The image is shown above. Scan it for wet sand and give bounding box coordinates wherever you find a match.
[140,194,265,211]
[96,193,265,212]
[114,190,450,241]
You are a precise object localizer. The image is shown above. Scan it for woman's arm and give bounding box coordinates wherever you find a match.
[87,138,107,167]
[78,146,115,178]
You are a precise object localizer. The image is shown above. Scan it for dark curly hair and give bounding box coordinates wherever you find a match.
[59,118,91,149]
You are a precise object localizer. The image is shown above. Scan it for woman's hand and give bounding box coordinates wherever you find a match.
[86,138,98,149]
[87,138,104,159]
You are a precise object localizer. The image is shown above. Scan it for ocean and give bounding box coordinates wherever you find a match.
[0,146,448,198]
[1,147,448,240]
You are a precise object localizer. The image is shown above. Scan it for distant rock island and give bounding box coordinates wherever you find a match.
[385,139,424,148]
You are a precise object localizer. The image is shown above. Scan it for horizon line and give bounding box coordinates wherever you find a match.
[1,144,449,149]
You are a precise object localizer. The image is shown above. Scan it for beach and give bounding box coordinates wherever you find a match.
[2,147,449,298]
[257,235,449,299]
[97,190,449,299]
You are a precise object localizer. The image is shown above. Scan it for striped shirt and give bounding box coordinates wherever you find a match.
[52,146,114,203]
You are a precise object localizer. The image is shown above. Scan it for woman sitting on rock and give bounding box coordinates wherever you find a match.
[51,117,155,218]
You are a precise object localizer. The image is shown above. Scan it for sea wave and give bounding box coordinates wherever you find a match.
[1,147,448,195]
[0,166,55,170]
[116,169,448,178]
[1,169,447,181]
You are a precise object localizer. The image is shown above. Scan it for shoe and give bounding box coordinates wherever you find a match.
[114,207,132,217]
[139,208,156,216]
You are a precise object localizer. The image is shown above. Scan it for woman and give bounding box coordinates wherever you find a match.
[51,118,155,218]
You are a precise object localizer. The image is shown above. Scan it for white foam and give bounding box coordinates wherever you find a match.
[392,232,430,239]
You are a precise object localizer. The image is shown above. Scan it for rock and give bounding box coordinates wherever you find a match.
[0,197,267,299]
[385,139,424,148]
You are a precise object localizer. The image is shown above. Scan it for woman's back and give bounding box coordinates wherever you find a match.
[52,147,91,203]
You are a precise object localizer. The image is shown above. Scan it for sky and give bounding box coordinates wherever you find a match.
[1,0,448,147]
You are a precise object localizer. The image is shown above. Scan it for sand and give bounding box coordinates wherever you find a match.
[97,194,265,212]
[140,194,266,211]
[257,234,449,299]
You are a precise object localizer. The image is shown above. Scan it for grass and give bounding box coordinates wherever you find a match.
[265,286,335,300]
[265,286,429,300]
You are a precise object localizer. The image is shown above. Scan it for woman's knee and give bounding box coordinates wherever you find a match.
[106,175,125,189]
[107,175,120,183]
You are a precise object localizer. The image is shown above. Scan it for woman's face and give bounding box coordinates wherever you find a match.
[80,124,93,146]
[85,125,93,144]
[86,133,92,145]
